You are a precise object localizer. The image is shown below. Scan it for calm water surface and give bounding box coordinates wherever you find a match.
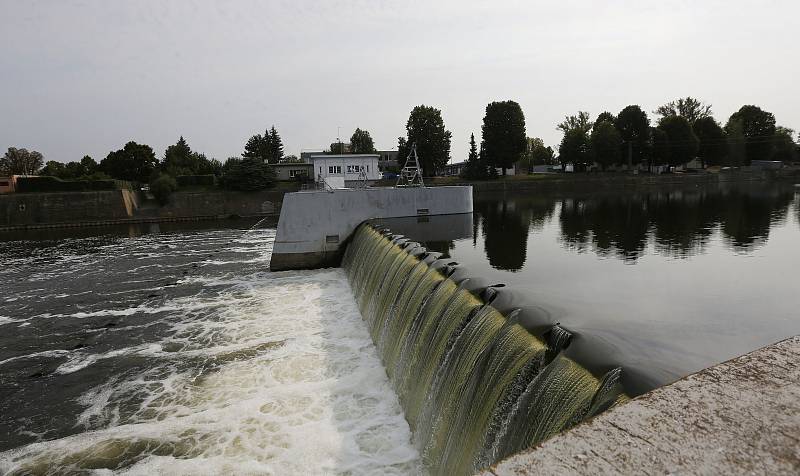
[420,182,800,393]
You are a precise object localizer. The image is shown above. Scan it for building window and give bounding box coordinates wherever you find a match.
[328,166,342,174]
[346,165,364,173]
[366,165,369,172]
[289,169,305,178]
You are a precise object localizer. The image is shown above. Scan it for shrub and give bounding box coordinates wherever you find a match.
[150,174,178,205]
[176,174,216,188]
[15,176,130,193]
[220,158,276,191]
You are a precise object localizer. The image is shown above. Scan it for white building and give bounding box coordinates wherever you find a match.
[308,154,381,188]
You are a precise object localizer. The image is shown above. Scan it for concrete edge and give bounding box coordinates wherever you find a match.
[480,335,800,475]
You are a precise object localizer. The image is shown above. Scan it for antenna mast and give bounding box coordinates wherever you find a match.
[396,143,424,187]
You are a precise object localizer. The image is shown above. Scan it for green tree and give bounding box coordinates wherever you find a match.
[655,97,712,124]
[649,127,671,169]
[590,120,622,170]
[559,128,590,170]
[658,115,699,167]
[523,138,556,169]
[615,105,651,165]
[481,100,527,175]
[557,111,592,134]
[726,120,746,167]
[149,174,178,205]
[40,160,66,178]
[595,111,616,125]
[220,157,276,191]
[350,128,376,153]
[162,136,217,176]
[163,136,194,175]
[64,161,87,179]
[267,126,283,163]
[1,147,44,175]
[100,141,158,182]
[281,155,302,163]
[328,142,348,154]
[398,105,451,176]
[461,133,489,180]
[771,126,797,162]
[243,133,269,161]
[724,105,777,164]
[693,117,727,167]
[80,155,98,174]
[396,137,408,164]
[242,125,283,164]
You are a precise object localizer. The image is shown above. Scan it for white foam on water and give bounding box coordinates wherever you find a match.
[1,267,422,475]
[0,316,18,326]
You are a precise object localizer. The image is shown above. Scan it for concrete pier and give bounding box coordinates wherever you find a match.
[483,336,800,475]
[270,186,473,270]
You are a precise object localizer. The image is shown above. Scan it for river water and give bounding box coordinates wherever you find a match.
[0,220,419,474]
[2,182,799,473]
[417,182,800,393]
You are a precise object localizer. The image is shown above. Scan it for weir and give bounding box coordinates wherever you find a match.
[341,223,628,475]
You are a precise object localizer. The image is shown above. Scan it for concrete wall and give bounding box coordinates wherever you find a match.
[152,190,287,218]
[0,189,138,226]
[483,336,800,475]
[270,186,473,270]
[0,188,292,229]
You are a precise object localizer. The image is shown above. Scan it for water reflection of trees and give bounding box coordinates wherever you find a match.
[558,186,794,261]
[475,196,555,271]
[474,186,795,269]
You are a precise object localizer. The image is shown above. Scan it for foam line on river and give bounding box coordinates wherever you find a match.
[0,228,420,475]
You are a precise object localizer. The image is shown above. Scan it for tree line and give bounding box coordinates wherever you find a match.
[3,99,797,189]
[388,98,798,179]
[557,99,798,172]
[0,126,294,201]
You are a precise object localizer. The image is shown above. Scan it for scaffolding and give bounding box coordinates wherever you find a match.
[396,143,425,187]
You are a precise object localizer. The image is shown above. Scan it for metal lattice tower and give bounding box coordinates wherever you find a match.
[355,166,369,189]
[396,143,424,187]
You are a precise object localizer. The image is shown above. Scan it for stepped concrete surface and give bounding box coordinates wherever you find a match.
[481,336,800,475]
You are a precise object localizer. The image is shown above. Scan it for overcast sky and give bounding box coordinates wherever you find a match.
[1,0,798,164]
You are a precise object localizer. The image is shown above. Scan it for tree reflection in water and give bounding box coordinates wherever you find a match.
[474,185,795,270]
[475,196,555,271]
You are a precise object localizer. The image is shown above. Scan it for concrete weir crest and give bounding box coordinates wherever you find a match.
[269,186,473,271]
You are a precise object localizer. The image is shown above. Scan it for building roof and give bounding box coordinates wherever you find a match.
[308,154,380,159]
[271,162,313,167]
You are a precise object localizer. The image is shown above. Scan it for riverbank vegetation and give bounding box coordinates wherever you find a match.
[3,98,798,187]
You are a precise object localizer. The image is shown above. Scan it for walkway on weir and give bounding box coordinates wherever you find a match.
[482,336,800,475]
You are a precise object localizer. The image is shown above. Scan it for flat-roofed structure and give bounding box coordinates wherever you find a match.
[307,154,381,187]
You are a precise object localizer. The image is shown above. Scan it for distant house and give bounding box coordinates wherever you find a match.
[271,163,314,181]
[442,161,466,177]
[0,175,18,194]
[441,162,516,177]
[377,150,399,171]
[308,154,381,188]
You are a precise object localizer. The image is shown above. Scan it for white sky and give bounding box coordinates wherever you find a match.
[1,0,798,164]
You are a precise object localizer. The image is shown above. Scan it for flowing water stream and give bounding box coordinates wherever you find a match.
[341,224,626,475]
[0,223,419,474]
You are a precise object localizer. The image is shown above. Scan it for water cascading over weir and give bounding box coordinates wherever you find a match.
[341,223,628,475]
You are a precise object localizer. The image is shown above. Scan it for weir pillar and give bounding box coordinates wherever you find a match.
[269,186,473,271]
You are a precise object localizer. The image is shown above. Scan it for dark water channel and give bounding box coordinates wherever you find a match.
[412,182,800,394]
